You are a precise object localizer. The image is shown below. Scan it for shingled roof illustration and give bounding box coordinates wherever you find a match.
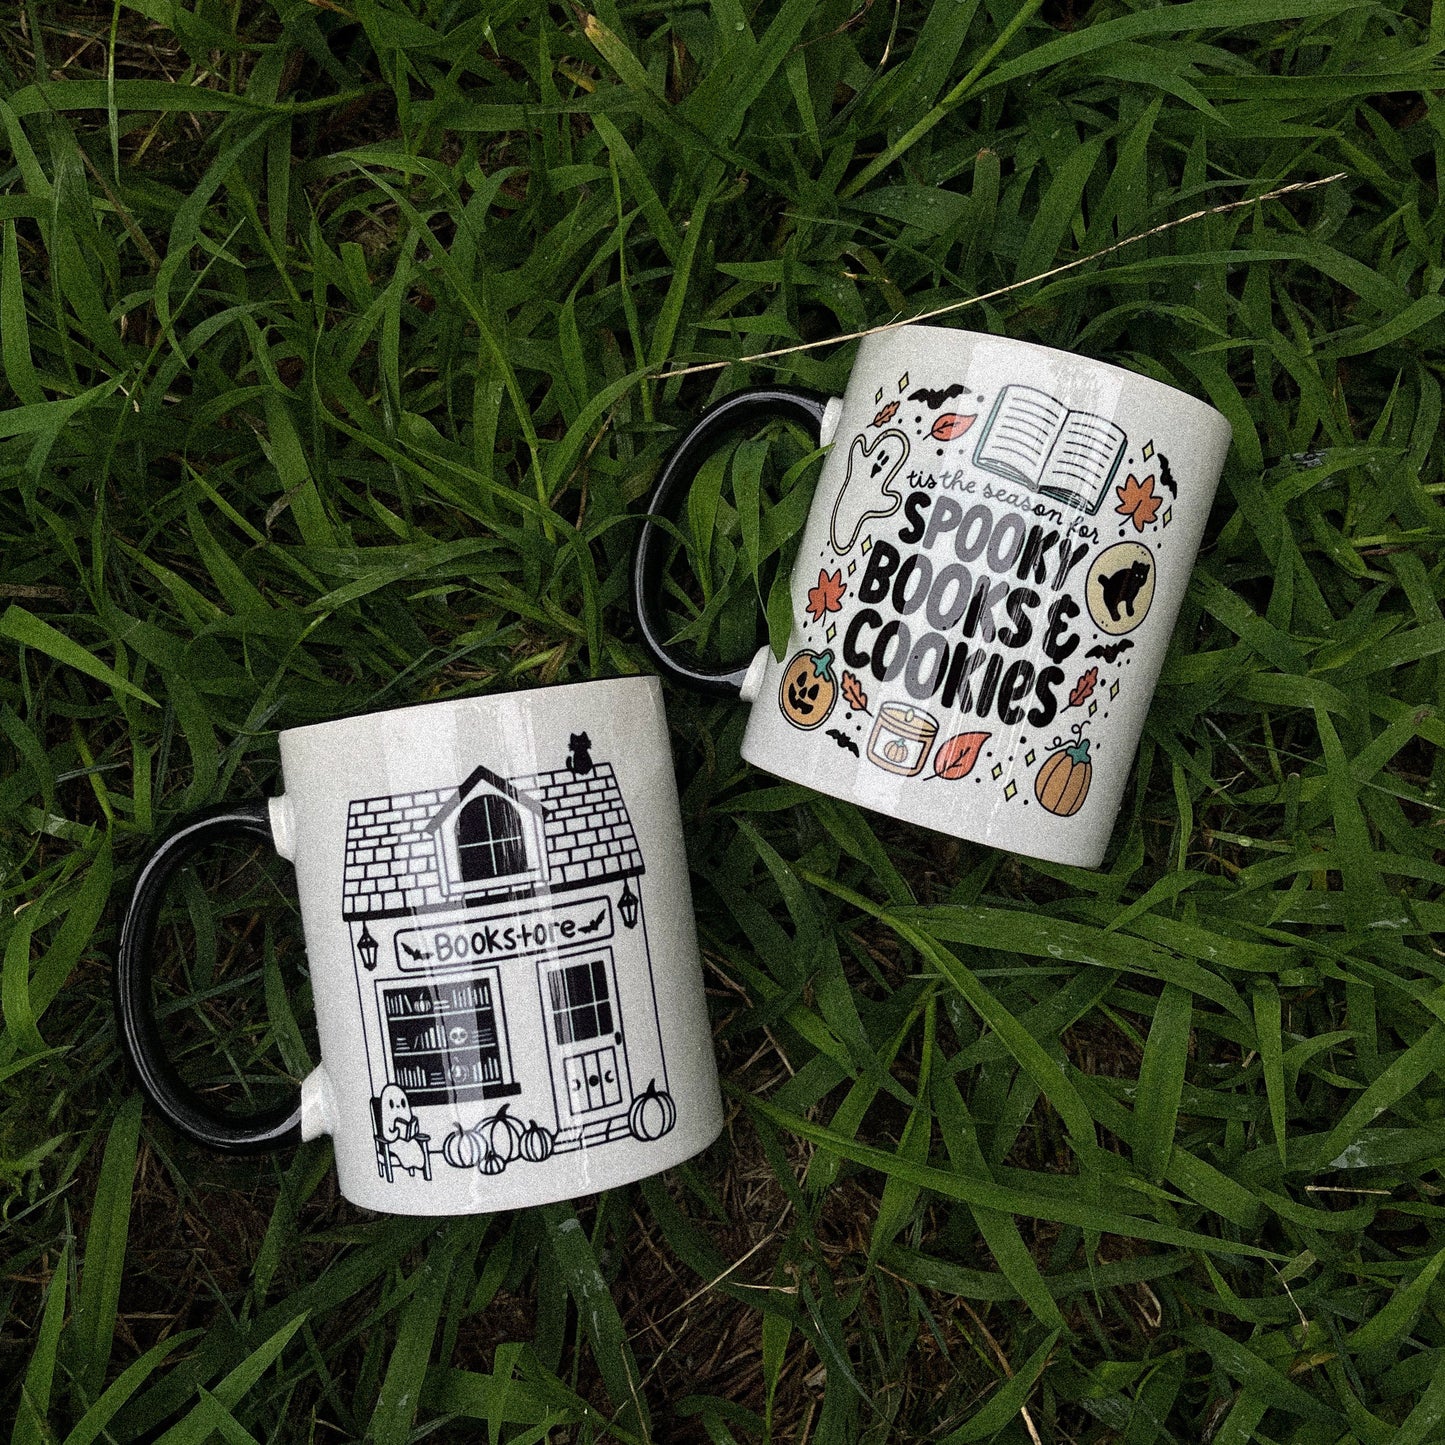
[342,762,644,921]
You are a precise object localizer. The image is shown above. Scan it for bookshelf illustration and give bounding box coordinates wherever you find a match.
[380,976,521,1105]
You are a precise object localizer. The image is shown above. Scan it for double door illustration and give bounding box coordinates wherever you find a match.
[543,950,628,1123]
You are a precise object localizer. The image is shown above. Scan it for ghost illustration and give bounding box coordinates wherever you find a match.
[830,429,910,554]
[378,1083,428,1176]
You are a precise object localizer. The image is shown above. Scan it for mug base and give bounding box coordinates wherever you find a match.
[740,740,1110,870]
[333,1112,725,1217]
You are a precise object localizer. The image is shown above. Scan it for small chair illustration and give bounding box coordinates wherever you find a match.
[371,1091,432,1183]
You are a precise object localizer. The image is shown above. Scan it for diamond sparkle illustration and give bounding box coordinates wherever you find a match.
[1025,749,1036,765]
[991,763,1003,780]
[1142,440,1154,461]
[1003,780,1017,800]
[846,560,857,576]
[898,372,910,392]
[1089,700,1098,716]
[826,624,837,642]
[861,536,872,554]
[1163,507,1172,526]
[875,387,885,403]
[1110,680,1120,699]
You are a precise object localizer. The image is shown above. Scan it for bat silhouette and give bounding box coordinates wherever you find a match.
[1158,455,1177,497]
[399,940,434,962]
[826,728,861,757]
[578,909,606,935]
[1086,640,1135,663]
[908,383,966,409]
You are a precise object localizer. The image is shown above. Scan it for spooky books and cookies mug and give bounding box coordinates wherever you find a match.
[115,678,724,1215]
[632,326,1233,868]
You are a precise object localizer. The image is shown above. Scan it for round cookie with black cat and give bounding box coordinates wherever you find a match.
[1084,541,1155,635]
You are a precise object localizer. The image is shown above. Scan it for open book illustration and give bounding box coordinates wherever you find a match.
[971,384,1127,514]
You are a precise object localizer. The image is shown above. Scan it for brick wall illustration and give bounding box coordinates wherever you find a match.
[341,761,644,922]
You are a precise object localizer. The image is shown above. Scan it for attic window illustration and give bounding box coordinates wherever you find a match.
[457,794,527,882]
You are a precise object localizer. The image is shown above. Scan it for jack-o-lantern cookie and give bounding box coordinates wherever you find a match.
[779,649,838,730]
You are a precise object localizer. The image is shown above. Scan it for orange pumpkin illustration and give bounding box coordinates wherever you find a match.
[1034,732,1093,816]
[779,649,838,730]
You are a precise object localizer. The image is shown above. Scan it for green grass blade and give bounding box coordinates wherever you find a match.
[11,1241,69,1445]
[71,1096,142,1402]
[0,605,156,707]
[940,1329,1058,1444]
[541,1205,650,1437]
[1131,983,1193,1183]
[1252,980,1288,1169]
[60,1335,196,1445]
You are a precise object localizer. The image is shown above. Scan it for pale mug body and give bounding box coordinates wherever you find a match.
[634,326,1233,868]
[116,678,724,1215]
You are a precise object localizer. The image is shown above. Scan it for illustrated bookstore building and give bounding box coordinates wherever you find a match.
[340,756,677,1182]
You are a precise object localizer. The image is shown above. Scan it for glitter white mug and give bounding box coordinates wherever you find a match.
[633,326,1232,867]
[116,680,723,1214]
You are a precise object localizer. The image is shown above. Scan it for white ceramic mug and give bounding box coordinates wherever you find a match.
[116,679,724,1215]
[633,326,1232,867]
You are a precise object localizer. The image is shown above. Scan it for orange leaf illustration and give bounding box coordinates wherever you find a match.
[1067,667,1098,709]
[933,731,990,780]
[930,412,976,442]
[842,671,869,712]
[806,568,847,624]
[1114,472,1161,532]
[872,400,899,427]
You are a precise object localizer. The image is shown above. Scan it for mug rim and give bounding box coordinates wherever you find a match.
[859,323,1230,428]
[276,673,659,745]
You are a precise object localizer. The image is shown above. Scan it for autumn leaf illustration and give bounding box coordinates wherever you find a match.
[806,568,847,624]
[1115,472,1161,531]
[930,412,976,442]
[842,671,869,712]
[872,400,899,427]
[1067,667,1098,709]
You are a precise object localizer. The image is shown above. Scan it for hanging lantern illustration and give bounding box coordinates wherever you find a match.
[357,922,379,972]
[618,879,640,930]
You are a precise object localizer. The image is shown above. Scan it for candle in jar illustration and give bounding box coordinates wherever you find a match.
[341,749,675,1187]
[866,701,940,777]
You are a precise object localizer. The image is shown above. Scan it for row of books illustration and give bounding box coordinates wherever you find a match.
[390,1020,500,1055]
[384,980,494,1018]
[394,1052,505,1093]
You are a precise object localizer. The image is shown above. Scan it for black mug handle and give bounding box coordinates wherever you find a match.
[632,386,831,698]
[114,801,302,1154]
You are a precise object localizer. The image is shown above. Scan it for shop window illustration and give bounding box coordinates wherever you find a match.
[458,793,528,882]
[382,975,518,1104]
[341,738,675,1185]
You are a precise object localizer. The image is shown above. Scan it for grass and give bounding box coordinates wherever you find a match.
[2,0,1444,1439]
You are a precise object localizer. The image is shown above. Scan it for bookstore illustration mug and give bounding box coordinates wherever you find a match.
[633,326,1232,867]
[115,679,724,1215]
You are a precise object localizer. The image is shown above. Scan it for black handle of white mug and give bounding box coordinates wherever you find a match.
[115,801,302,1154]
[632,386,831,698]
